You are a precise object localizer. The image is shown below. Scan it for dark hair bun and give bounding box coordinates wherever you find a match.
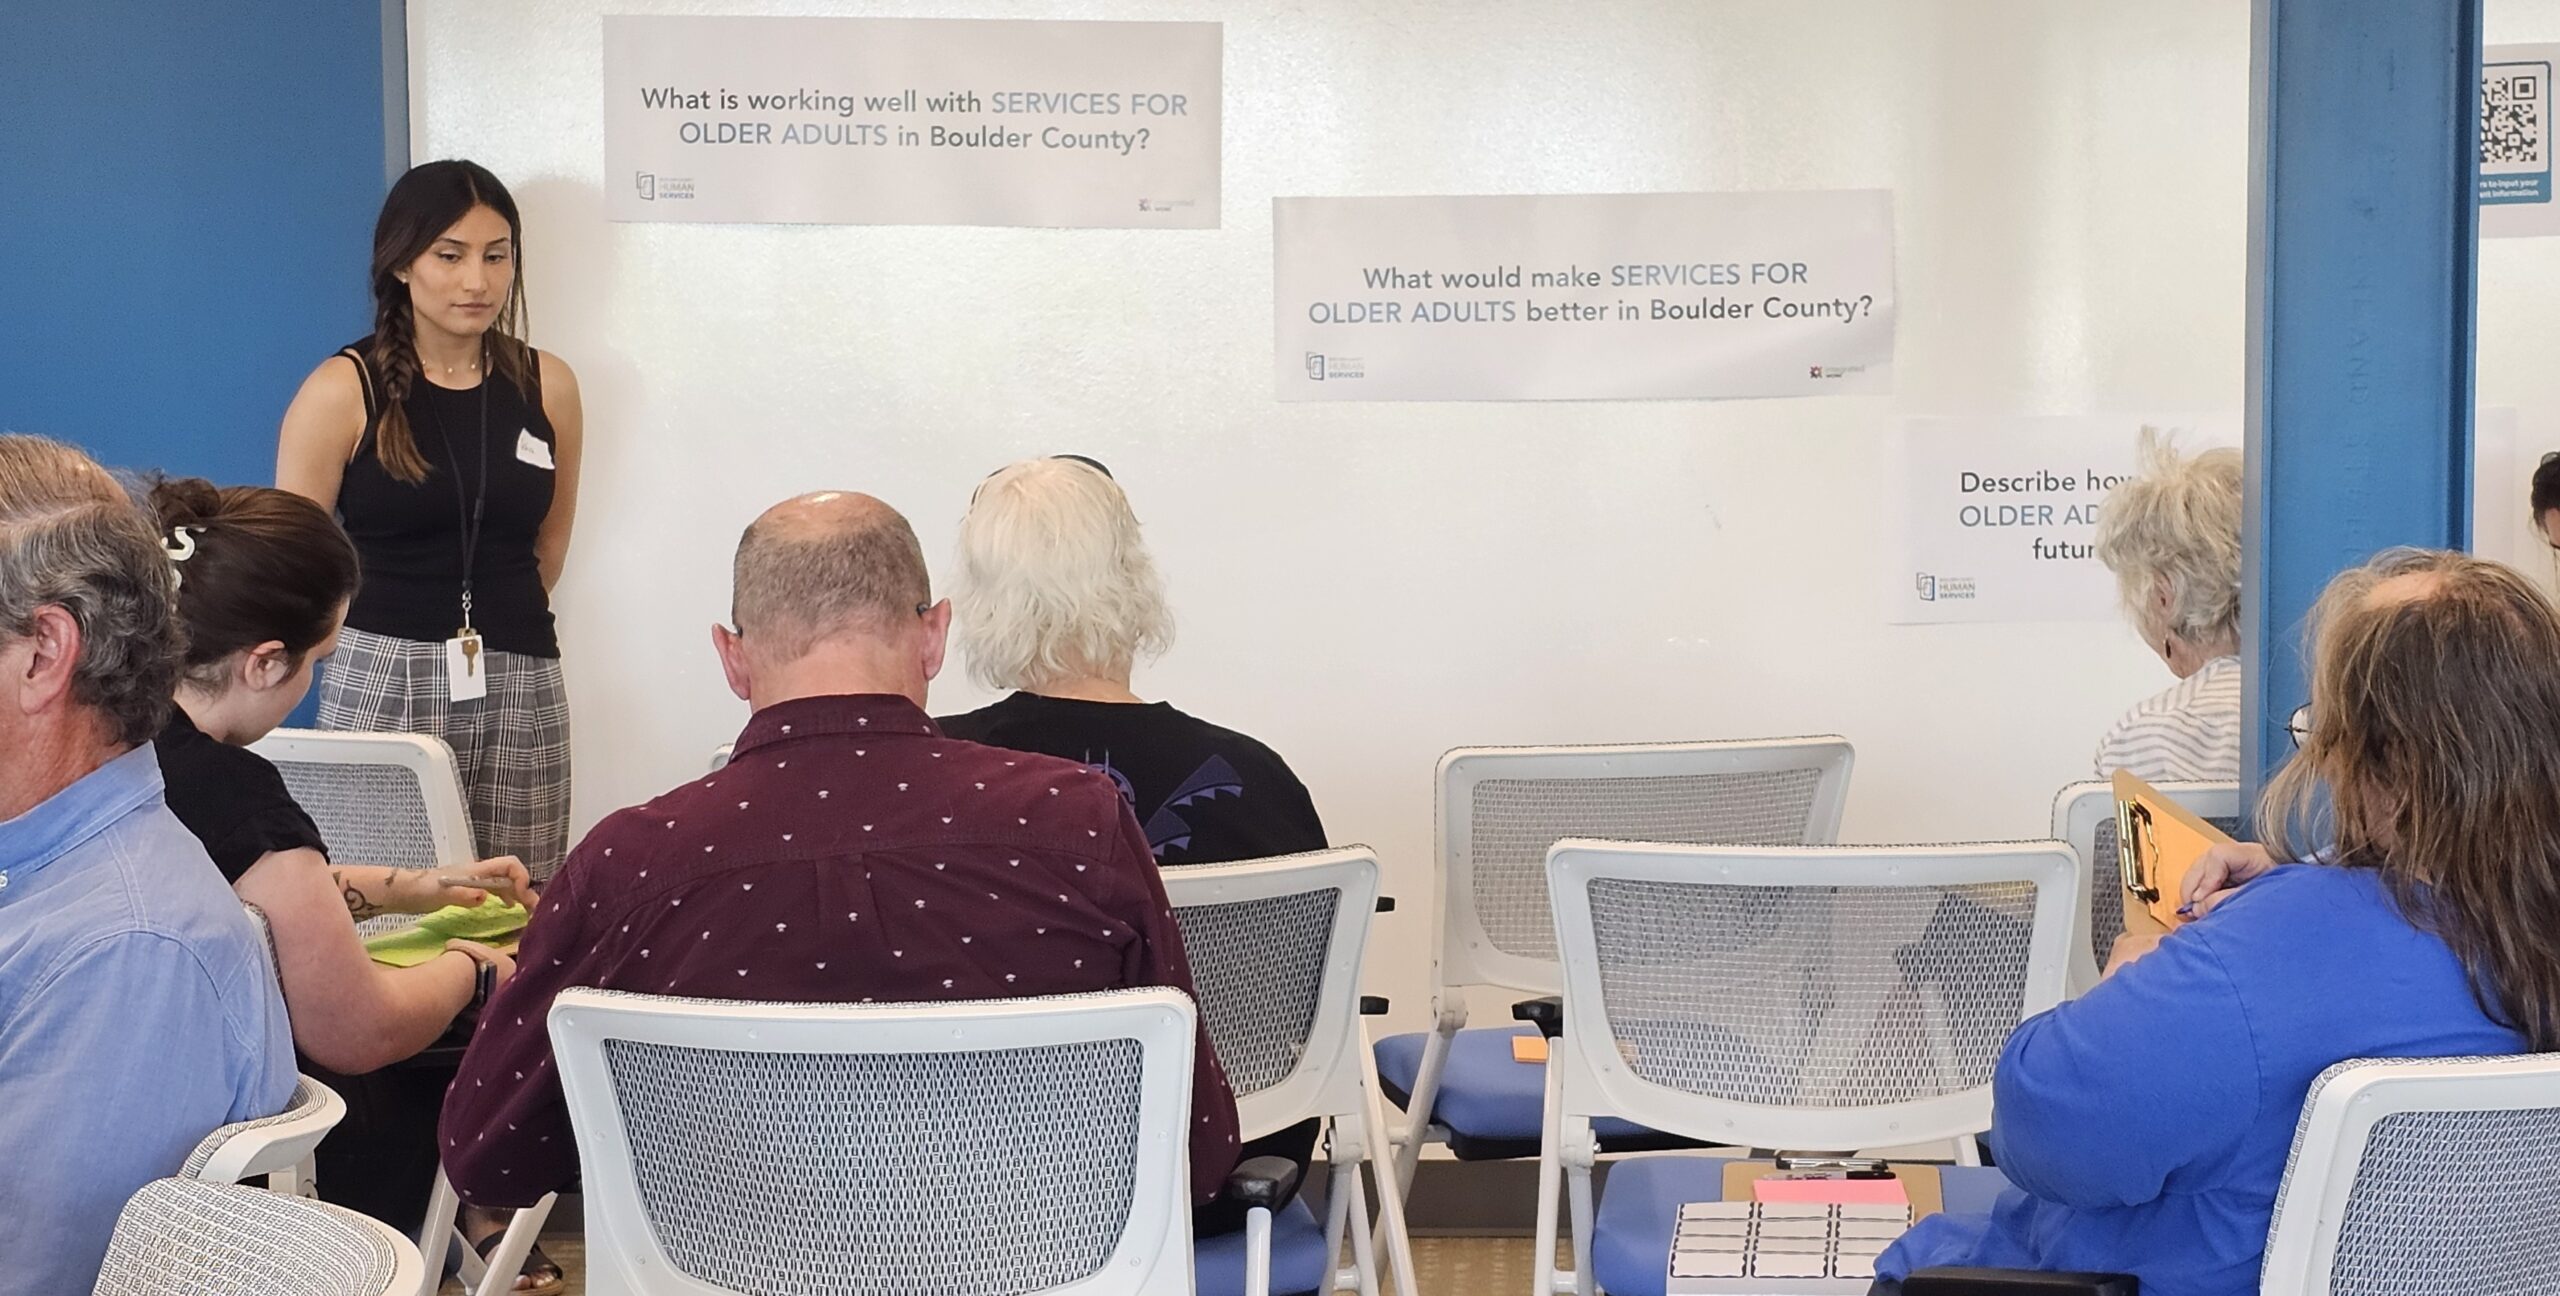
[144,473,227,532]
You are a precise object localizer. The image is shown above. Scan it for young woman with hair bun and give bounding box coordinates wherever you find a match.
[144,476,559,1291]
[276,159,583,889]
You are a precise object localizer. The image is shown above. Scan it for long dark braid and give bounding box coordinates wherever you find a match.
[365,287,431,483]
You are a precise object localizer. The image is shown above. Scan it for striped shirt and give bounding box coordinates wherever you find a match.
[2093,655,2243,783]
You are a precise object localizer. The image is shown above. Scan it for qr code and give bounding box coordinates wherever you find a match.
[2486,67,2546,167]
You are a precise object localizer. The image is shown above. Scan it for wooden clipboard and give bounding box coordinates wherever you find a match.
[1721,1160,1945,1219]
[2112,770,2235,933]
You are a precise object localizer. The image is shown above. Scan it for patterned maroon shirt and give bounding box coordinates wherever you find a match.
[439,693,1241,1208]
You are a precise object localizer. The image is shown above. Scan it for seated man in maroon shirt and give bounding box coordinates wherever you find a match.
[439,490,1245,1228]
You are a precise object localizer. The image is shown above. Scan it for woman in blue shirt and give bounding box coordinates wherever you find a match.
[1880,549,2560,1296]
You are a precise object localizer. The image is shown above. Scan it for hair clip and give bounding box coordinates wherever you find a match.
[163,526,201,588]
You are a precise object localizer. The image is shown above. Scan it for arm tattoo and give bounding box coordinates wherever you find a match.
[334,871,384,922]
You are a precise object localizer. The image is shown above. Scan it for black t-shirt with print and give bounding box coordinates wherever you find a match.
[938,693,1326,866]
[154,709,329,883]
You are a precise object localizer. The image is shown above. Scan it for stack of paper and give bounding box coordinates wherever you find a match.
[1666,1201,1913,1294]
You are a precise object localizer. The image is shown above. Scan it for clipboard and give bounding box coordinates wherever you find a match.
[2112,770,2235,931]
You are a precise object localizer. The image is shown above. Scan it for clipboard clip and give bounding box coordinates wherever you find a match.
[2117,799,2161,903]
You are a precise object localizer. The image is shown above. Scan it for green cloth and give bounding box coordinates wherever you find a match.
[362,896,531,967]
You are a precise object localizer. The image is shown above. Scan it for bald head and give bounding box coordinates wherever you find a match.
[731,492,932,661]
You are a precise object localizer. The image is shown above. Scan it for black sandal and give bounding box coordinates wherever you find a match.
[471,1229,566,1296]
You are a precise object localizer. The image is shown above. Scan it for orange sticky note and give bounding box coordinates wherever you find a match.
[1751,1177,1910,1207]
[1511,1034,1549,1063]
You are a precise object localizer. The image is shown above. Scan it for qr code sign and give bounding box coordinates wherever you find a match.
[2485,64,2549,170]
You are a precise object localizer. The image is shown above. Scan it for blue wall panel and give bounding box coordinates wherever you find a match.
[2242,0,2480,802]
[0,1,390,486]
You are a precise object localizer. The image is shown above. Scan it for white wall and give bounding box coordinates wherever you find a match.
[413,0,2281,1031]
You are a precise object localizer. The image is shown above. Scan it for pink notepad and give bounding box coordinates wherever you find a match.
[1750,1176,1912,1207]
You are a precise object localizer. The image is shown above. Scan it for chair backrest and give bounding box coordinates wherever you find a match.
[548,987,1199,1296]
[250,728,475,871]
[1161,847,1380,1139]
[180,1074,347,1185]
[2051,780,2242,995]
[2261,1054,2560,1296]
[709,743,732,772]
[1437,738,1855,997]
[1547,838,2077,1152]
[91,1176,423,1296]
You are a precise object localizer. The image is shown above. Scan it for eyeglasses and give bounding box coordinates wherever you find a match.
[2286,704,2313,748]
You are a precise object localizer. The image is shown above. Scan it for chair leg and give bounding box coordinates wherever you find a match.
[1389,1002,1464,1203]
[1325,1158,1363,1292]
[1346,1180,1382,1296]
[1357,1070,1421,1296]
[1565,1158,1596,1296]
[1955,1132,1983,1167]
[1531,1059,1565,1296]
[468,1193,559,1296]
[1246,1204,1273,1296]
[416,1170,461,1295]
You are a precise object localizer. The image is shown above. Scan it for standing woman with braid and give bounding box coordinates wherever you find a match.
[279,160,583,885]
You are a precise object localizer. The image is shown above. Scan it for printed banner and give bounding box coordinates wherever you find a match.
[602,16,1220,228]
[1272,191,1896,401]
[1891,416,2239,626]
[2484,44,2560,238]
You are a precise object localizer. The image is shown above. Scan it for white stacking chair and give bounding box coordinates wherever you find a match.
[1539,839,2078,1296]
[708,742,733,772]
[180,1075,347,1195]
[1165,848,1419,1296]
[548,987,1202,1295]
[246,731,554,1293]
[90,1177,425,1296]
[2050,781,2241,996]
[2258,1054,2560,1295]
[1378,738,1856,1196]
[248,729,477,935]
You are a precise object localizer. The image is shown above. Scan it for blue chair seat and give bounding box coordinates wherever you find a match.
[1195,1194,1329,1296]
[1374,1025,1690,1160]
[1589,1154,2016,1296]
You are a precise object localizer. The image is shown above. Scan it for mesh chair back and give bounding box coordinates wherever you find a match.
[249,729,475,936]
[1548,839,2076,1151]
[550,988,1199,1296]
[2262,1054,2560,1296]
[1439,738,1854,995]
[180,1074,345,1183]
[2052,781,2241,995]
[1164,849,1380,1137]
[91,1177,418,1296]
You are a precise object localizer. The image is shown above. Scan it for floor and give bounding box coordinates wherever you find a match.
[447,1234,1548,1294]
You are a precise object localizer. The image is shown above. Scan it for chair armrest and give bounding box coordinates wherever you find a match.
[1223,1156,1307,1212]
[1512,996,1564,1039]
[1903,1268,2139,1295]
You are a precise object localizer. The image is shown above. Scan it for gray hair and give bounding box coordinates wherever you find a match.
[0,435,180,746]
[2094,428,2244,650]
[953,458,1172,692]
[731,492,931,660]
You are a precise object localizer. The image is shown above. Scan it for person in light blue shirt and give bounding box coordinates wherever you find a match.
[1879,550,2560,1296]
[0,435,295,1296]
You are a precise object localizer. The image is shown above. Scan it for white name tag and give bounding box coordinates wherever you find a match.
[515,429,555,470]
[445,633,489,703]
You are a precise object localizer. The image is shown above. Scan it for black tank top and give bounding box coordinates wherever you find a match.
[334,338,560,658]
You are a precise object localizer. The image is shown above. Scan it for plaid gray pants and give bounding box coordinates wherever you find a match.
[318,626,572,880]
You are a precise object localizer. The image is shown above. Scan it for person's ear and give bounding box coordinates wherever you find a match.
[240,642,294,693]
[10,606,83,718]
[918,599,952,683]
[711,623,752,703]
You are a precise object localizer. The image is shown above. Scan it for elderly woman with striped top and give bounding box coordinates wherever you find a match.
[2091,430,2244,782]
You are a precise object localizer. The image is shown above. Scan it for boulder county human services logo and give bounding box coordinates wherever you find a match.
[1915,572,1978,602]
[635,171,697,201]
[1304,352,1365,382]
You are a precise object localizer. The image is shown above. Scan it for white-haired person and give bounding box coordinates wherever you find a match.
[940,455,1326,866]
[2090,431,2244,781]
